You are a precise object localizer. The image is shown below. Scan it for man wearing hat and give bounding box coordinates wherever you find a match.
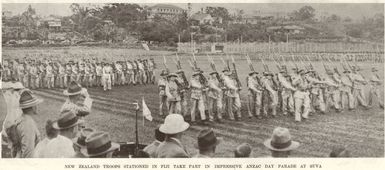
[247,71,263,119]
[321,68,341,112]
[143,127,165,158]
[277,69,296,116]
[125,60,134,85]
[351,67,369,109]
[65,63,72,87]
[264,127,300,157]
[207,71,224,122]
[166,73,182,114]
[222,69,240,121]
[7,89,43,158]
[95,62,102,87]
[234,143,252,158]
[60,81,91,119]
[102,62,113,91]
[176,70,189,117]
[45,62,54,89]
[53,110,83,140]
[81,131,120,158]
[155,114,190,158]
[368,67,384,109]
[71,62,79,83]
[292,69,310,122]
[148,58,156,84]
[194,128,221,158]
[305,70,327,115]
[158,70,169,116]
[73,128,94,158]
[260,72,278,118]
[340,69,355,111]
[58,62,66,88]
[189,71,207,123]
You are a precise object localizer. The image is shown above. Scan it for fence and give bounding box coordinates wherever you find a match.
[177,42,384,54]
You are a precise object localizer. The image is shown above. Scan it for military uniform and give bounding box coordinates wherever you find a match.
[351,69,368,108]
[340,71,355,110]
[126,61,134,85]
[292,71,310,122]
[95,63,102,87]
[165,74,181,114]
[189,73,206,122]
[102,64,112,91]
[260,73,278,117]
[223,72,241,120]
[207,72,223,121]
[247,72,263,118]
[277,72,296,115]
[45,63,54,89]
[368,68,384,108]
[176,71,189,117]
[158,72,169,116]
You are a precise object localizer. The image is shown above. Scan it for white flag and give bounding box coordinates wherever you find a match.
[142,97,153,121]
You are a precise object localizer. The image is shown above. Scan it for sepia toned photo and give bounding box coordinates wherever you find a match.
[0,1,383,160]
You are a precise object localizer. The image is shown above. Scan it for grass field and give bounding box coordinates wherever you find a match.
[1,47,384,157]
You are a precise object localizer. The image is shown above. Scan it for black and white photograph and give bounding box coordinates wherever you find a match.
[0,1,384,160]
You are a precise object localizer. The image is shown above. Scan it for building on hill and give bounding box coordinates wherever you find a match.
[147,4,186,21]
[40,17,62,32]
[267,25,305,34]
[190,13,214,25]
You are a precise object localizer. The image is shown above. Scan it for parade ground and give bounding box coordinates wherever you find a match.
[1,47,384,157]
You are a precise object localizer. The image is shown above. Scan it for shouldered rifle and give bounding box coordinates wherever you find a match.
[163,56,169,73]
[231,55,242,88]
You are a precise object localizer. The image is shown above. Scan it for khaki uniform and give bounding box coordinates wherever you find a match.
[207,76,223,121]
[189,78,206,122]
[96,65,102,86]
[340,73,354,110]
[292,75,310,122]
[277,73,296,115]
[368,73,384,108]
[158,77,168,115]
[247,76,263,117]
[45,65,54,89]
[102,65,112,91]
[223,75,241,120]
[165,80,181,114]
[261,76,278,117]
[351,73,368,108]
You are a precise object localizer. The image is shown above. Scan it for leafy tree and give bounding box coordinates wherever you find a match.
[290,5,315,21]
[205,6,232,25]
[94,3,146,28]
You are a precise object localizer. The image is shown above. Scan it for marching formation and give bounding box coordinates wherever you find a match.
[0,57,157,91]
[158,53,384,123]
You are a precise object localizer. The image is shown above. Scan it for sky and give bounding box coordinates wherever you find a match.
[2,3,383,20]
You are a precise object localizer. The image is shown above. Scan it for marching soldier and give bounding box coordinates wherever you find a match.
[71,62,79,83]
[340,68,355,110]
[102,63,112,91]
[45,62,54,89]
[292,69,310,122]
[260,72,278,118]
[176,70,189,117]
[16,62,26,87]
[95,62,102,87]
[277,68,296,116]
[246,71,263,119]
[138,59,145,85]
[165,73,181,114]
[38,62,46,88]
[132,60,138,85]
[84,63,91,88]
[305,70,326,114]
[115,61,124,86]
[29,63,38,89]
[322,68,341,112]
[126,60,134,85]
[207,71,223,122]
[351,66,369,109]
[222,69,241,121]
[148,58,156,84]
[189,71,207,123]
[368,67,384,109]
[158,70,169,116]
[57,62,66,88]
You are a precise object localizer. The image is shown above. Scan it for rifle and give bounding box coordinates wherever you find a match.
[231,55,242,88]
[163,56,169,73]
[208,54,224,86]
[175,55,189,89]
[245,54,255,72]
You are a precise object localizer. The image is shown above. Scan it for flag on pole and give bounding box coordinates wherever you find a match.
[142,97,153,121]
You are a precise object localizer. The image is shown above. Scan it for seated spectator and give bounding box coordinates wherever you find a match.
[53,110,83,140]
[234,143,252,158]
[194,128,222,158]
[72,128,94,158]
[143,127,165,158]
[263,127,300,158]
[81,131,120,158]
[155,114,190,158]
[329,146,350,157]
